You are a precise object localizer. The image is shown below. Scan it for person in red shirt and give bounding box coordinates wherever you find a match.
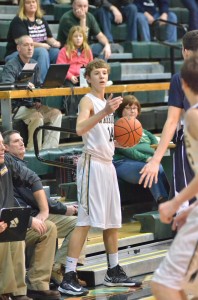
[56,25,93,115]
[57,25,93,86]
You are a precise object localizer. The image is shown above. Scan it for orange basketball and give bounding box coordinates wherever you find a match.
[114,116,143,147]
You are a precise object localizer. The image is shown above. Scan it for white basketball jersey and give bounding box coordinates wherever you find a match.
[184,105,198,176]
[82,93,115,162]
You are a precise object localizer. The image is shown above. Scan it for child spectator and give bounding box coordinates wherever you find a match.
[56,26,93,115]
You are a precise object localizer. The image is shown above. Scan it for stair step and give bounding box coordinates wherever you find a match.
[86,222,154,255]
[77,240,171,286]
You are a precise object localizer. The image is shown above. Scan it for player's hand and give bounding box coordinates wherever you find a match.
[31,217,47,235]
[0,221,7,233]
[114,140,129,148]
[139,158,159,188]
[159,200,179,224]
[65,205,78,216]
[105,93,123,114]
[172,210,188,231]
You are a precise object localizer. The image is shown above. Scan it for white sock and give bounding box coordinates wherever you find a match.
[107,253,118,269]
[65,256,78,273]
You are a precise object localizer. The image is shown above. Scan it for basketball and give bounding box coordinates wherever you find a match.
[114,116,143,147]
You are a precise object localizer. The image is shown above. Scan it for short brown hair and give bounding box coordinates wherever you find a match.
[116,95,141,118]
[84,58,110,78]
[182,30,198,52]
[181,53,198,94]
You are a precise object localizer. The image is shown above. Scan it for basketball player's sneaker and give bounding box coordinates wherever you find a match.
[58,271,89,296]
[103,265,142,287]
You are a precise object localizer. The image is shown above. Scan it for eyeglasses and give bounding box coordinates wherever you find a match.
[124,106,138,111]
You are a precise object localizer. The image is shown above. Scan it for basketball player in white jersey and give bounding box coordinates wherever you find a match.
[151,54,198,300]
[58,59,142,296]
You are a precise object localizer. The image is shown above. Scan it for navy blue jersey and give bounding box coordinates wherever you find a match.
[168,73,190,111]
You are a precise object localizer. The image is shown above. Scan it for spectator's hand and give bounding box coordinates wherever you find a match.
[104,93,123,115]
[111,6,123,24]
[0,221,7,233]
[40,43,51,50]
[139,158,159,188]
[74,8,87,20]
[71,76,79,85]
[33,102,42,110]
[144,11,155,24]
[65,205,78,216]
[159,13,168,25]
[51,40,61,48]
[35,211,48,222]
[31,217,47,235]
[102,44,111,60]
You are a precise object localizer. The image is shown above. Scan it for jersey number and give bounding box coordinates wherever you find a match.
[108,127,114,142]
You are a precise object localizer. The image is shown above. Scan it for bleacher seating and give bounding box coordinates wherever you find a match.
[0,0,184,205]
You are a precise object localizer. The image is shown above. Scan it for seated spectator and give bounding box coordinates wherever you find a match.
[5,0,61,82]
[114,95,169,207]
[134,0,177,43]
[57,0,112,60]
[181,0,198,31]
[90,0,138,42]
[2,35,62,151]
[0,132,61,300]
[56,25,93,114]
[2,129,86,287]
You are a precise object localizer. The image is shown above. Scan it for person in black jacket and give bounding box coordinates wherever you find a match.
[0,132,60,300]
[90,0,138,42]
[133,0,177,42]
[2,35,62,151]
[2,129,85,286]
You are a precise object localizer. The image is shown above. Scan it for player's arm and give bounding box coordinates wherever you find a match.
[76,94,122,136]
[159,108,198,224]
[139,106,182,188]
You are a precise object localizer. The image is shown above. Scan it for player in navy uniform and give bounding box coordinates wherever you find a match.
[151,54,198,300]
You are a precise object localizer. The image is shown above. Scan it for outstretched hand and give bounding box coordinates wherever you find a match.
[104,93,123,115]
[139,158,159,188]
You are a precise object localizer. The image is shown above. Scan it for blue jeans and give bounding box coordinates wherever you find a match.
[94,4,138,42]
[181,0,198,30]
[90,43,104,58]
[113,158,169,202]
[137,11,177,42]
[5,47,59,83]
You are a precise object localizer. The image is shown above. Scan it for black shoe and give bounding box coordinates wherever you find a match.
[104,265,142,287]
[27,290,61,300]
[11,296,33,300]
[58,271,89,296]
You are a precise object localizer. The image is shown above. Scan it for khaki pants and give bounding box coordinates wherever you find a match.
[15,105,62,151]
[25,219,57,290]
[0,241,26,295]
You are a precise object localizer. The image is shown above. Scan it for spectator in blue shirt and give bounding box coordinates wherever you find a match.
[134,0,177,43]
[181,0,198,31]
